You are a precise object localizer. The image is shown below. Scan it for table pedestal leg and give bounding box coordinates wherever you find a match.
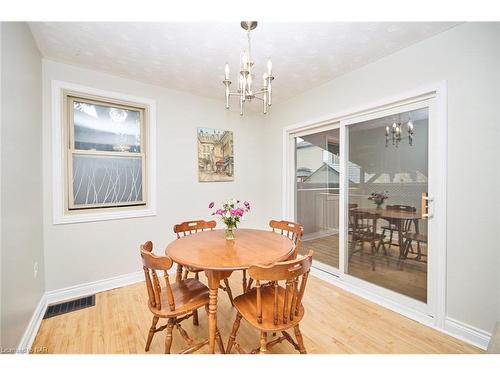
[205,270,232,354]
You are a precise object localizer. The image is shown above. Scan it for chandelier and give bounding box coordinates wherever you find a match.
[385,118,414,147]
[223,21,274,116]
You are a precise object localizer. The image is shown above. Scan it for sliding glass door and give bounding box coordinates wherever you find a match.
[295,126,340,272]
[291,95,442,316]
[344,107,429,303]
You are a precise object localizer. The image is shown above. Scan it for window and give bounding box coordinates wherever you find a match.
[53,81,156,224]
[65,93,147,210]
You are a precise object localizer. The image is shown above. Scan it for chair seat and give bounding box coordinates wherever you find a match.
[233,284,304,332]
[405,233,427,243]
[149,278,209,317]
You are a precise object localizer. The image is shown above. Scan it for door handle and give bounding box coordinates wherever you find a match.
[421,193,434,219]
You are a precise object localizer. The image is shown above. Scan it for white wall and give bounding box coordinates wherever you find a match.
[42,60,267,292]
[1,22,44,350]
[264,22,500,333]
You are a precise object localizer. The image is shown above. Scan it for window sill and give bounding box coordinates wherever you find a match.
[53,207,156,225]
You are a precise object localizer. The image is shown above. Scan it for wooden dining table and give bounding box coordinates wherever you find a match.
[165,228,295,354]
[351,207,422,257]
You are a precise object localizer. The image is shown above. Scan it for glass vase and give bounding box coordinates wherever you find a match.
[225,226,236,240]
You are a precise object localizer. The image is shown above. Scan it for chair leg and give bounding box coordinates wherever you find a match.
[145,316,159,352]
[192,308,199,326]
[223,278,234,306]
[215,328,225,354]
[403,239,411,259]
[389,229,394,248]
[165,318,175,354]
[376,239,387,256]
[293,325,307,354]
[259,331,268,354]
[226,312,242,354]
[176,264,183,283]
[399,238,411,270]
[183,269,189,280]
[242,270,247,292]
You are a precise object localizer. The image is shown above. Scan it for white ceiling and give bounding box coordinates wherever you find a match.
[29,22,459,103]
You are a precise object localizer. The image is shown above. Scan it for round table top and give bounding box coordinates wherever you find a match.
[352,207,422,220]
[165,229,295,271]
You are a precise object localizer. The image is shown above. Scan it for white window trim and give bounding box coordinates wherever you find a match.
[52,80,157,224]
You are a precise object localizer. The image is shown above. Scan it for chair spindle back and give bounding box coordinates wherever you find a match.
[269,220,304,259]
[140,241,176,312]
[248,250,313,325]
[173,220,216,239]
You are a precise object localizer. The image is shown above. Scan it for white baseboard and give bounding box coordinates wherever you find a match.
[310,266,491,350]
[45,271,144,305]
[444,317,491,350]
[17,294,48,353]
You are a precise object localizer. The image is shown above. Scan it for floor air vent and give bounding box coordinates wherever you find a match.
[43,295,95,319]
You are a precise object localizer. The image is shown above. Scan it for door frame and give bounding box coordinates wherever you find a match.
[282,81,447,328]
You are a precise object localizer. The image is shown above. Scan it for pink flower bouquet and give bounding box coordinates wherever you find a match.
[208,199,251,240]
[368,191,389,208]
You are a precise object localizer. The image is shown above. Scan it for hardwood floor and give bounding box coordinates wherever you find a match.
[301,234,427,302]
[32,272,480,354]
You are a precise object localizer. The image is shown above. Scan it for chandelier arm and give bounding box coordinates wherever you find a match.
[252,89,268,96]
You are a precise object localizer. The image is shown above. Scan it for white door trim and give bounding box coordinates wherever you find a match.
[282,81,447,330]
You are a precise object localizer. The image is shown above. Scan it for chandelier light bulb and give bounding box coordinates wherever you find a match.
[224,63,230,80]
[267,58,273,75]
[407,120,414,133]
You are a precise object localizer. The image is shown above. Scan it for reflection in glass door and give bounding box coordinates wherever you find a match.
[295,127,340,270]
[346,107,429,302]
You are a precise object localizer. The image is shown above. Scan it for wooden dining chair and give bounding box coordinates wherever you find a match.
[226,250,314,354]
[244,220,304,293]
[140,241,225,354]
[380,205,416,249]
[348,211,386,270]
[173,220,235,306]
